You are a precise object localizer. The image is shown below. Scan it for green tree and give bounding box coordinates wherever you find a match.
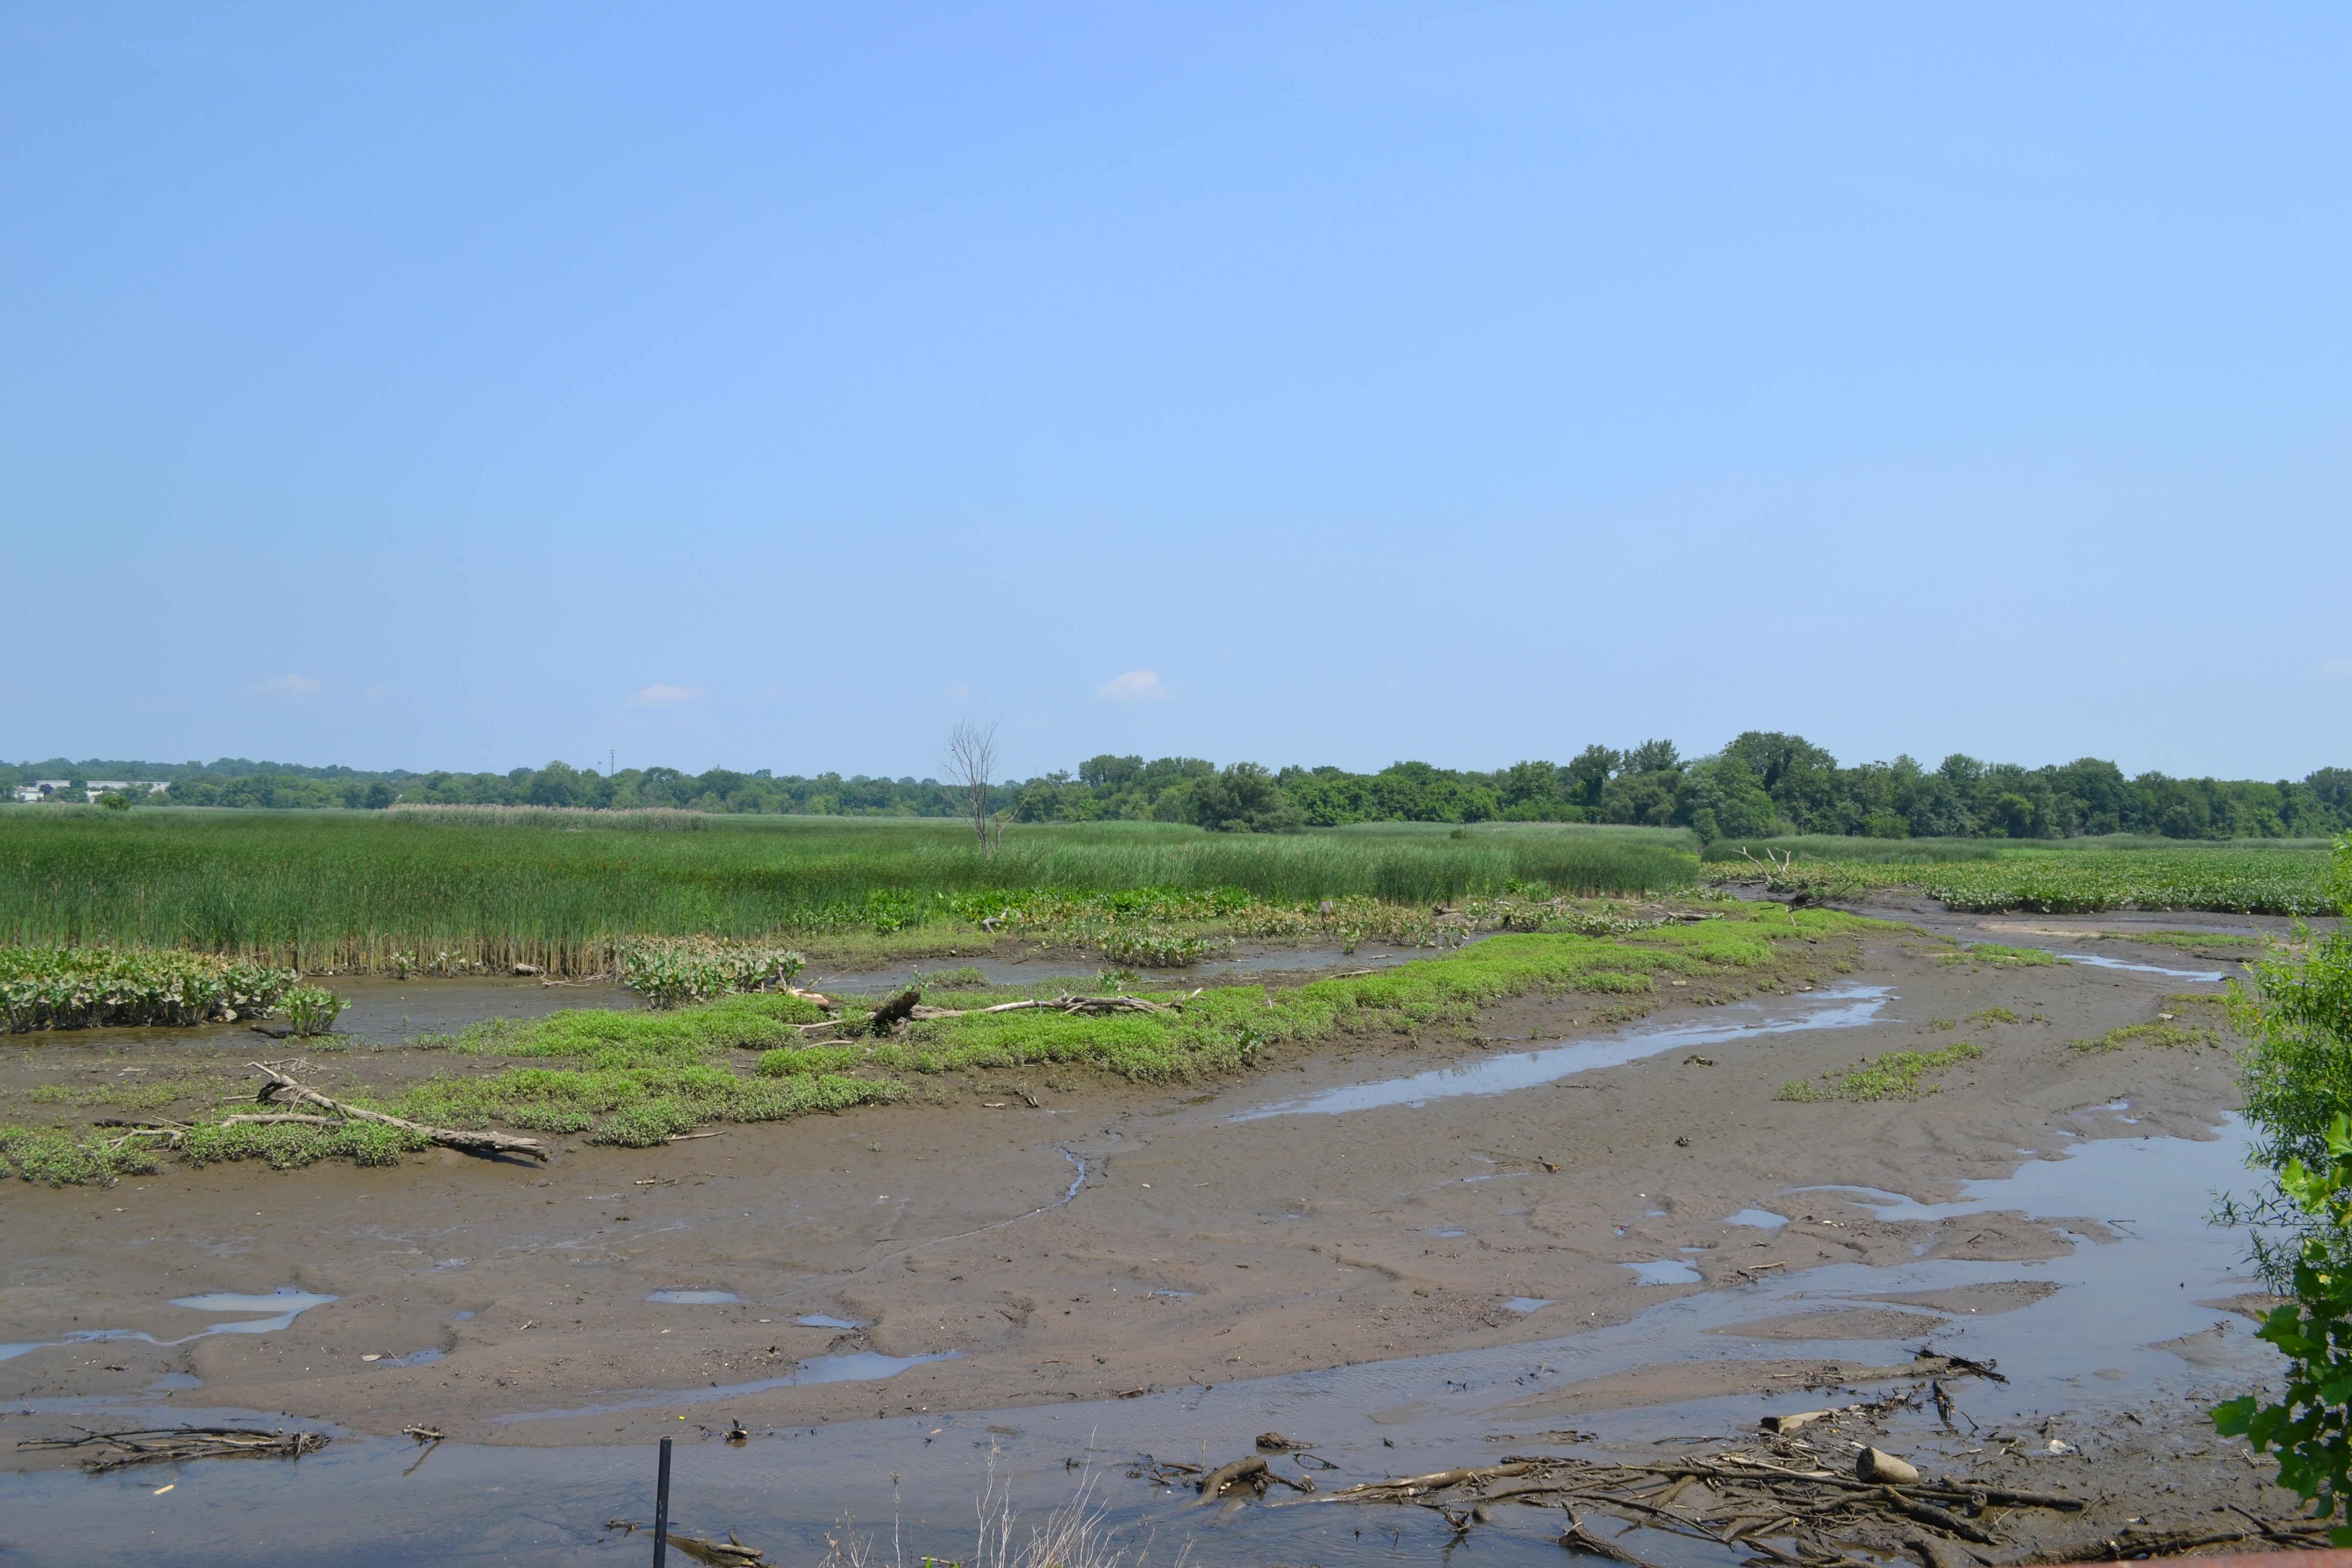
[2219,838,2352,1529]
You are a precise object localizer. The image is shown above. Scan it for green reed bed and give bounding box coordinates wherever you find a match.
[1,906,1869,1184]
[0,812,1696,976]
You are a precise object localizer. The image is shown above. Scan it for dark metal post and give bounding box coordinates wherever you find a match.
[653,1436,673,1566]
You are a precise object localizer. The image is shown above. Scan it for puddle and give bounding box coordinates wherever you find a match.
[1500,1297,1554,1313]
[1623,1260,1702,1286]
[1148,1290,1196,1300]
[1428,1228,1468,1238]
[1238,985,1891,1118]
[795,1313,860,1329]
[369,1349,444,1367]
[2047,950,2228,983]
[170,1288,338,1316]
[2,1287,336,1364]
[648,1291,745,1305]
[494,1351,960,1422]
[1724,1209,1788,1229]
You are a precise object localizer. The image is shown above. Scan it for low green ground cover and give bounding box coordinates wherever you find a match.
[1939,942,2063,968]
[0,906,1870,1183]
[1776,1042,1983,1102]
[2069,993,2235,1052]
[1703,841,2334,915]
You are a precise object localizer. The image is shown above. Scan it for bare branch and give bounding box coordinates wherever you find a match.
[940,719,1000,852]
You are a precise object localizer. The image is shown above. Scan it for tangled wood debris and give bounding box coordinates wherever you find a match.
[605,1519,766,1564]
[19,1426,330,1472]
[222,1061,547,1161]
[1246,1436,2335,1561]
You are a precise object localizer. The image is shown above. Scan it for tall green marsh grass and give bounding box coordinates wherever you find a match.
[0,811,1697,975]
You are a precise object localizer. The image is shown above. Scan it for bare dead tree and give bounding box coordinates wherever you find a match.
[941,719,999,852]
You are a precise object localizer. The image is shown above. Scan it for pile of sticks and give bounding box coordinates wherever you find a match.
[20,1426,330,1473]
[1271,1443,2334,1563]
[1273,1449,2080,1561]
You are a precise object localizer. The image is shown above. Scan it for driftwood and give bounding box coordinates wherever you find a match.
[784,987,837,1011]
[911,993,1184,1021]
[224,1062,547,1161]
[607,1520,766,1564]
[19,1426,329,1472]
[1257,1444,2158,1561]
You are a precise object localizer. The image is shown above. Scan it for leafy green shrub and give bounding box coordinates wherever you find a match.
[2216,1113,2352,1541]
[621,937,806,1009]
[0,947,298,1031]
[1099,927,1232,968]
[282,985,350,1036]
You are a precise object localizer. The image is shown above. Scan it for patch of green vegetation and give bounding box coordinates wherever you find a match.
[1777,1043,1983,1102]
[0,947,298,1032]
[1967,1006,2025,1025]
[920,966,991,990]
[1938,943,2061,968]
[2,906,1876,1182]
[2098,929,2266,953]
[1701,844,2335,916]
[0,1124,160,1186]
[2070,994,2236,1052]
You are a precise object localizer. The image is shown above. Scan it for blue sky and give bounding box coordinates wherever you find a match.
[6,5,2347,781]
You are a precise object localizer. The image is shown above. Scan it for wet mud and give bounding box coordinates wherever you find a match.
[0,918,2303,1563]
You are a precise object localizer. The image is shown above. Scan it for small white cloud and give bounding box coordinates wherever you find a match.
[942,684,971,701]
[2323,657,2352,679]
[249,674,323,701]
[362,684,390,702]
[749,687,782,702]
[625,683,705,709]
[1095,669,1174,704]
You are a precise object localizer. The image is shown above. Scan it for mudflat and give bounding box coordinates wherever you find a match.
[1,918,2248,1449]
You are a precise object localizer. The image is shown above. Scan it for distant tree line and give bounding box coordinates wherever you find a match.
[6,733,2347,842]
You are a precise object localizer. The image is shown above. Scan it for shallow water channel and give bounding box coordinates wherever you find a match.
[2,1081,2280,1567]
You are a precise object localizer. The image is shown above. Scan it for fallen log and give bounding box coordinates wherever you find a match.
[1198,1454,1268,1498]
[911,994,1182,1021]
[608,1520,766,1563]
[1879,1486,1993,1545]
[234,1062,547,1161]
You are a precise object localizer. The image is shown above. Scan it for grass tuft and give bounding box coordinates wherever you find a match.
[1777,1043,1983,1102]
